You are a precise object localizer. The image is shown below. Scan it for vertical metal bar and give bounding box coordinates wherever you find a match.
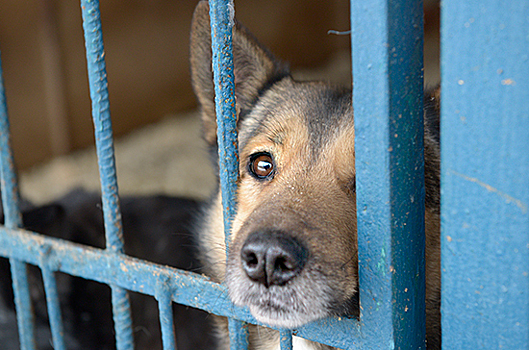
[7,261,35,350]
[109,287,134,350]
[41,266,66,350]
[351,0,425,348]
[0,51,36,350]
[441,0,529,348]
[209,0,248,349]
[279,330,293,350]
[209,0,238,253]
[228,318,249,349]
[156,279,177,350]
[79,1,134,349]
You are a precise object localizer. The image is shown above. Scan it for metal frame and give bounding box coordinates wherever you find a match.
[0,0,528,349]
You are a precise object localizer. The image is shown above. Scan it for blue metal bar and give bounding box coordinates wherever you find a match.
[79,0,124,257]
[110,287,134,349]
[7,261,35,350]
[156,277,177,350]
[351,0,425,348]
[0,225,241,316]
[0,55,23,232]
[0,51,36,350]
[441,0,529,348]
[209,0,238,254]
[228,318,249,350]
[208,0,249,349]
[40,266,66,350]
[0,226,361,349]
[79,1,134,349]
[279,330,292,350]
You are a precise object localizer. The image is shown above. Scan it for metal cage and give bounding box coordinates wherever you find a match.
[1,0,528,349]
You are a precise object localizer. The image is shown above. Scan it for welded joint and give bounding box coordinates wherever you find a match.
[38,243,60,271]
[154,272,173,302]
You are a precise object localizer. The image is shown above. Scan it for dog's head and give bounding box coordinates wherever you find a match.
[191,1,358,328]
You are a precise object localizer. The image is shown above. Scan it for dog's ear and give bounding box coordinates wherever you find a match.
[190,0,289,145]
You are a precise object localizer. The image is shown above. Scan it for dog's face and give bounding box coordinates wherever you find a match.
[227,80,358,328]
[191,1,358,329]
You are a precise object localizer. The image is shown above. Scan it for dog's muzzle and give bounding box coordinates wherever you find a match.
[227,225,342,328]
[240,230,308,288]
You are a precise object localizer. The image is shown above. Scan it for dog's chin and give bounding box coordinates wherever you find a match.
[248,303,328,329]
[227,273,334,329]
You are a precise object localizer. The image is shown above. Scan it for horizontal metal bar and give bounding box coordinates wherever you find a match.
[0,226,365,349]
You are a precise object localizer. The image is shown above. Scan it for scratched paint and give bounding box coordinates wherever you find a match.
[450,170,527,213]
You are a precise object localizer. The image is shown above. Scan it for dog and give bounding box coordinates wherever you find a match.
[190,1,441,349]
[0,189,216,350]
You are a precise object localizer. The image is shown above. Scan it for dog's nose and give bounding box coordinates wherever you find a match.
[240,230,308,287]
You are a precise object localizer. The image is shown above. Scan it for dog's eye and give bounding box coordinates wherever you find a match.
[249,152,275,179]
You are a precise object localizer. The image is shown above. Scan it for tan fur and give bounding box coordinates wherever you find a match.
[190,2,440,349]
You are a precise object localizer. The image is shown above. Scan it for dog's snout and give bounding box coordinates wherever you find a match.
[240,230,308,287]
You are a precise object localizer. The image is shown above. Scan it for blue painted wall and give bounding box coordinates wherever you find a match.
[441,0,529,348]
